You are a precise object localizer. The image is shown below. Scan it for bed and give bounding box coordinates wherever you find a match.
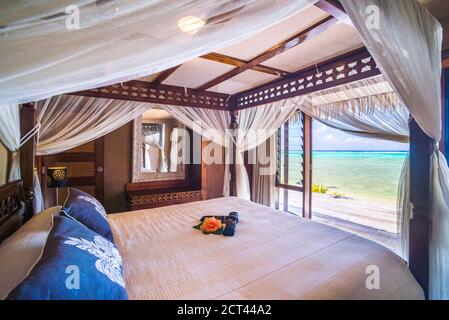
[109,197,424,300]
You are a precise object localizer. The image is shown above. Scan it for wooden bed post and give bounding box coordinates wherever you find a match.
[408,118,433,299]
[229,110,238,197]
[20,103,37,220]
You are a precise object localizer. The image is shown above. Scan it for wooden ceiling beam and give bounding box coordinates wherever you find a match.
[197,15,338,90]
[201,52,290,77]
[314,0,349,22]
[151,65,181,85]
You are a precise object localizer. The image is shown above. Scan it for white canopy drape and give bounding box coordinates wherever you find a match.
[235,100,299,200]
[0,104,21,181]
[36,95,152,155]
[252,135,277,208]
[162,105,231,147]
[342,0,449,300]
[32,95,152,213]
[298,76,410,143]
[250,76,410,209]
[0,0,317,105]
[161,105,231,196]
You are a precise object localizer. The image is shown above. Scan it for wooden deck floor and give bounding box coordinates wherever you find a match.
[312,211,397,252]
[279,191,398,253]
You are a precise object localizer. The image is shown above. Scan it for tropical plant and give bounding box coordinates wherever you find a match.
[312,184,329,194]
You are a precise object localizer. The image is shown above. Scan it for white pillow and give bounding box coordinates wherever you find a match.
[0,206,61,299]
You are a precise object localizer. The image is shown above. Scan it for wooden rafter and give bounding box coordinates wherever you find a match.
[151,65,181,85]
[315,0,348,22]
[197,15,338,90]
[201,52,290,77]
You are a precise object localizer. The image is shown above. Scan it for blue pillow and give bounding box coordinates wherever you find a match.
[7,215,128,300]
[61,188,114,242]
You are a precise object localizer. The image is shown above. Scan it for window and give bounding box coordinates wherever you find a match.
[275,111,311,216]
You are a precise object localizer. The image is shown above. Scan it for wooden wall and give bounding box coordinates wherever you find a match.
[201,140,226,200]
[103,122,133,213]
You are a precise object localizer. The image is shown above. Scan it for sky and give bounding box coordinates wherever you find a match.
[288,120,408,151]
[312,121,408,151]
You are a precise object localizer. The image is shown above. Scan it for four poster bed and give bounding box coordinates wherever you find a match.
[0,0,448,300]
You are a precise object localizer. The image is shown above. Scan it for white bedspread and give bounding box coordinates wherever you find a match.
[109,197,424,300]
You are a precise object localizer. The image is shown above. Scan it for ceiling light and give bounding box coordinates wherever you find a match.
[177,16,205,35]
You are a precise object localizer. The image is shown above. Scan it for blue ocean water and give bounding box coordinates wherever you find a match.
[283,151,408,202]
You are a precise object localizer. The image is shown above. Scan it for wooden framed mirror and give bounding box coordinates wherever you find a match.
[132,109,186,182]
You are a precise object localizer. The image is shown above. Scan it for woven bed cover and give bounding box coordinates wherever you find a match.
[109,197,424,300]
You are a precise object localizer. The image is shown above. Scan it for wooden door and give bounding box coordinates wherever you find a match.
[201,139,225,200]
[38,138,105,207]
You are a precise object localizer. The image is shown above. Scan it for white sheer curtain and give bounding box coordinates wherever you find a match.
[33,170,44,213]
[143,132,167,173]
[250,76,410,207]
[301,76,409,142]
[236,100,299,200]
[0,103,21,181]
[36,95,152,155]
[301,99,410,256]
[299,97,410,143]
[162,105,230,146]
[161,105,231,196]
[170,128,180,173]
[252,134,277,208]
[32,95,152,213]
[342,0,448,300]
[0,0,316,105]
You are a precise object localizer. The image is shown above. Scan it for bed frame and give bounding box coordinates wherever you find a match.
[0,2,441,298]
[0,180,24,242]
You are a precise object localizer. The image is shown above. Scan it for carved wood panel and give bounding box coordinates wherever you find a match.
[128,190,202,210]
[235,49,380,109]
[72,80,231,110]
[0,180,24,241]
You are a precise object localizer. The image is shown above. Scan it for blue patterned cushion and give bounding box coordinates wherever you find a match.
[7,215,128,300]
[61,188,114,242]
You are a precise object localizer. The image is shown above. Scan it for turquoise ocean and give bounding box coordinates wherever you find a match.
[284,151,408,203]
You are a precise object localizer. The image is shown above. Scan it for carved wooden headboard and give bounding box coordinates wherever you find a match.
[0,180,25,243]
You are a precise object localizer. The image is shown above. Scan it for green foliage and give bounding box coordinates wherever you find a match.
[312,184,329,194]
